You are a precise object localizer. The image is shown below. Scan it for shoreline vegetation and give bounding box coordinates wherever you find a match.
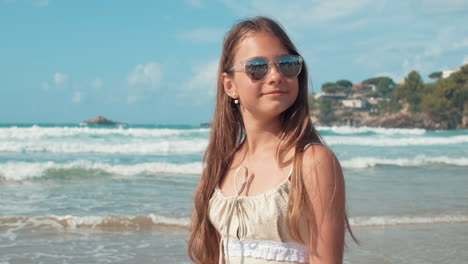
[310,64,468,130]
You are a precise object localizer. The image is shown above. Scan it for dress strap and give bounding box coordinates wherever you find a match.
[220,165,250,264]
[233,166,249,196]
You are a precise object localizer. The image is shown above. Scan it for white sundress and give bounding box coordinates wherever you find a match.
[209,166,311,264]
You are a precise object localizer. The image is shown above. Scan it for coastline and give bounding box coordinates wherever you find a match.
[310,112,468,130]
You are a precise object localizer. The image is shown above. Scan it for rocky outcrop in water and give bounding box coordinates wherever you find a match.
[83,116,125,126]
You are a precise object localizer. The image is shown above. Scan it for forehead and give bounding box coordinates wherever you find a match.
[233,32,289,62]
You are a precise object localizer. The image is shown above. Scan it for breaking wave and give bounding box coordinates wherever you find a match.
[0,126,209,139]
[0,161,202,181]
[341,155,468,168]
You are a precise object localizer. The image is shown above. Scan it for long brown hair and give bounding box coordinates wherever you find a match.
[188,16,354,264]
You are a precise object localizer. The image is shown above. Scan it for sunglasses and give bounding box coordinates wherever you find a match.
[229,55,303,81]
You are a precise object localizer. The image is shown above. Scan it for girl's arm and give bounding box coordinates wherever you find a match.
[302,145,346,264]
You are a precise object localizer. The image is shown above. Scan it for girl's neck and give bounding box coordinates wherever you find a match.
[240,114,283,156]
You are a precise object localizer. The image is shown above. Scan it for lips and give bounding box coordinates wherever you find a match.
[263,90,287,95]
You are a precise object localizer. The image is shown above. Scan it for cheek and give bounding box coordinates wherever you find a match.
[235,78,258,97]
[290,79,300,98]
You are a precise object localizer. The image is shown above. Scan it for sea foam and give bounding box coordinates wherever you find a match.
[0,126,209,139]
[341,155,468,168]
[0,214,190,234]
[317,126,427,135]
[0,161,202,181]
[1,135,466,155]
[0,139,208,154]
[325,135,468,146]
[2,155,465,181]
[350,214,468,227]
[1,214,466,234]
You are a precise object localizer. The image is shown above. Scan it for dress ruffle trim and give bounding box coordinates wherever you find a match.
[223,238,309,263]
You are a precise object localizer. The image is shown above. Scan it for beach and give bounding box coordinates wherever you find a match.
[1,124,467,263]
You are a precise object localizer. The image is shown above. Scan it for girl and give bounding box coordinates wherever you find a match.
[188,16,354,264]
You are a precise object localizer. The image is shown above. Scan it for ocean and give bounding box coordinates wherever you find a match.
[0,124,467,264]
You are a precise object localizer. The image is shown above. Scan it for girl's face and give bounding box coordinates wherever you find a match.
[224,32,299,121]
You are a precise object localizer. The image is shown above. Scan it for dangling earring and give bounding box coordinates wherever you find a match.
[232,92,239,104]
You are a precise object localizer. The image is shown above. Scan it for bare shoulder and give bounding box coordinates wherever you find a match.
[301,144,346,263]
[301,144,344,200]
[302,144,341,175]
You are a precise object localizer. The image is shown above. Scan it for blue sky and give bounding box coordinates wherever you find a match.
[1,0,467,124]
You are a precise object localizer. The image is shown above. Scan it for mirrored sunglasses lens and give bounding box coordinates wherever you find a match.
[278,56,302,78]
[245,58,269,80]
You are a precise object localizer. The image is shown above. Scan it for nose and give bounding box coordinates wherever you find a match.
[266,63,282,84]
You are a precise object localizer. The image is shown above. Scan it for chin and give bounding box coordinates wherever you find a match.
[271,103,293,116]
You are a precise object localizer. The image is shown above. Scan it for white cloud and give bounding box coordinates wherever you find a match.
[463,56,468,65]
[41,81,50,91]
[368,58,425,84]
[335,18,370,31]
[355,48,433,83]
[126,95,139,104]
[402,27,467,77]
[185,0,202,8]
[127,62,162,89]
[423,27,455,57]
[453,38,468,49]
[41,72,69,90]
[185,59,219,98]
[54,72,68,87]
[221,0,372,26]
[413,0,468,15]
[90,78,103,90]
[72,91,83,103]
[353,23,467,83]
[178,27,224,43]
[354,55,370,65]
[2,0,51,5]
[401,55,434,79]
[125,62,163,104]
[34,0,50,7]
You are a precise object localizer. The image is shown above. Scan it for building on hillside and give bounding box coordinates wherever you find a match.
[341,98,369,109]
[314,91,347,100]
[367,97,388,105]
[351,83,376,92]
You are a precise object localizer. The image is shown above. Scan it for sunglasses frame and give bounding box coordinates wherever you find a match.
[229,55,303,81]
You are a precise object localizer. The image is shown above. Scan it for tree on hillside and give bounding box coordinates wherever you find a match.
[322,82,340,93]
[393,71,425,112]
[336,80,353,89]
[308,93,318,111]
[436,65,468,111]
[363,76,396,97]
[461,64,468,74]
[429,71,442,80]
[336,79,353,95]
[322,80,353,94]
[420,65,468,127]
[318,98,336,124]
